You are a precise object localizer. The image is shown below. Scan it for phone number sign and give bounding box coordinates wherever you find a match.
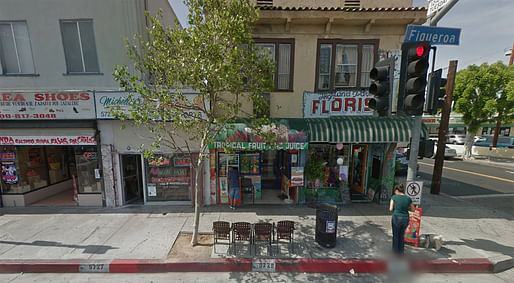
[0,92,95,120]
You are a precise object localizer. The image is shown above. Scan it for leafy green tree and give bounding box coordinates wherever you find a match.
[453,62,514,159]
[113,0,274,245]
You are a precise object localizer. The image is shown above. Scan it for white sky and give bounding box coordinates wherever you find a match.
[168,0,514,71]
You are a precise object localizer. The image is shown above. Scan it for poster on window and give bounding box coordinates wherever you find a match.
[1,161,18,184]
[290,167,304,187]
[0,92,95,120]
[303,91,374,118]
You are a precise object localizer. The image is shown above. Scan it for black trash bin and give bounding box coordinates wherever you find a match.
[315,203,338,248]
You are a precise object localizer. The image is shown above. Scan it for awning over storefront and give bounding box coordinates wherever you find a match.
[0,128,97,146]
[306,116,428,143]
[210,120,308,150]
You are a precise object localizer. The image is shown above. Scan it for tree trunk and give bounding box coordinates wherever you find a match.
[492,112,502,147]
[463,131,475,160]
[191,136,207,246]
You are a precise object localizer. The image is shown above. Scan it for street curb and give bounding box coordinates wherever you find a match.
[0,258,496,274]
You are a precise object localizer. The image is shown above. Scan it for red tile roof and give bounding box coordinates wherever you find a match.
[257,6,427,12]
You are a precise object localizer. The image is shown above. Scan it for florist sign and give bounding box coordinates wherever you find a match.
[303,91,373,118]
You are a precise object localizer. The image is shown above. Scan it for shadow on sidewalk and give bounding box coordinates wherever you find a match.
[445,238,514,258]
[0,240,118,254]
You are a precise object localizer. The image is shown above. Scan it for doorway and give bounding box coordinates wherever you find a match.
[121,154,144,204]
[259,150,287,203]
[350,144,367,194]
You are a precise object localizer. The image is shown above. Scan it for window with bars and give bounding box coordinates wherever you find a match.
[0,21,36,75]
[255,38,294,91]
[60,19,100,74]
[316,39,377,91]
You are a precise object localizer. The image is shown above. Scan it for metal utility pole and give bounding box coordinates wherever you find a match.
[407,0,459,183]
[431,60,457,194]
[492,42,514,147]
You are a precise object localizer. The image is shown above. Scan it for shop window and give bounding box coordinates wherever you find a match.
[0,21,36,75]
[74,147,101,193]
[371,156,381,179]
[147,154,192,201]
[46,146,70,184]
[1,147,47,194]
[60,19,100,73]
[316,39,378,91]
[255,38,294,91]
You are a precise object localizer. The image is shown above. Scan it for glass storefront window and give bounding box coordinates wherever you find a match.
[46,146,71,184]
[147,154,192,201]
[74,147,101,193]
[1,147,48,194]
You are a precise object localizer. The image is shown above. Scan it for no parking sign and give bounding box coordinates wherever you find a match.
[406,181,423,205]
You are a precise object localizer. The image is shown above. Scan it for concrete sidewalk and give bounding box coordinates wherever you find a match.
[0,187,513,273]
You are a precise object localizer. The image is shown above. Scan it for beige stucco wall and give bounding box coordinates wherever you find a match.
[254,9,426,118]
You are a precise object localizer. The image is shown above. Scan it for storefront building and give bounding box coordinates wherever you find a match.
[95,91,203,207]
[207,122,308,205]
[0,91,102,207]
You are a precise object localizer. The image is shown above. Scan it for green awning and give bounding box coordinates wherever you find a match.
[306,116,428,143]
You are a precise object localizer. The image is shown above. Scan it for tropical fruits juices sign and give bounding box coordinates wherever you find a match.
[0,92,95,120]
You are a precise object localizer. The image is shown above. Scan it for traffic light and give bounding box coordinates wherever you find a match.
[368,58,393,116]
[425,68,447,115]
[397,41,431,116]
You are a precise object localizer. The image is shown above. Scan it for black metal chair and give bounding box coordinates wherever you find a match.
[241,177,255,205]
[253,222,273,256]
[232,222,252,255]
[276,220,295,253]
[212,221,231,254]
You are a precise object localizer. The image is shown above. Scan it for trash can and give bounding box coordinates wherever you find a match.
[315,203,338,248]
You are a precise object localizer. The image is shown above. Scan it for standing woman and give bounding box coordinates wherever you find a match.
[389,184,415,255]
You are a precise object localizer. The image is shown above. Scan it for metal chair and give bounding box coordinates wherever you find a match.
[253,222,273,256]
[212,221,231,254]
[276,220,295,253]
[231,222,252,255]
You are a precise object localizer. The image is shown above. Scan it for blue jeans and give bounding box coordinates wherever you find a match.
[392,215,410,254]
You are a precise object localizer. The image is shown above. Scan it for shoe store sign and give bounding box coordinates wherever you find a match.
[303,91,374,118]
[0,92,95,120]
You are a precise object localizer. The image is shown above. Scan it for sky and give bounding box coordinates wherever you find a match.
[169,0,514,71]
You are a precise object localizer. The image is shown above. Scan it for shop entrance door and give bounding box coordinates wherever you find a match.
[350,145,367,194]
[121,154,144,204]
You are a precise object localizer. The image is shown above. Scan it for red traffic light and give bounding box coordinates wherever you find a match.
[416,45,425,57]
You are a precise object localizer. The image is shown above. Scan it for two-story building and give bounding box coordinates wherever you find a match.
[207,0,428,206]
[0,0,181,207]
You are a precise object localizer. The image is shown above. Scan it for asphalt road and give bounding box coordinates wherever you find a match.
[416,157,514,216]
[1,270,514,283]
[417,158,514,196]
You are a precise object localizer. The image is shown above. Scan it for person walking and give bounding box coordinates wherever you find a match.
[389,183,415,255]
[228,167,240,209]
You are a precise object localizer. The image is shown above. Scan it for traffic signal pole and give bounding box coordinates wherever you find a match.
[407,0,459,182]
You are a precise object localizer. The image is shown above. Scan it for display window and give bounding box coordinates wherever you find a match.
[0,146,80,194]
[74,146,101,193]
[146,154,192,201]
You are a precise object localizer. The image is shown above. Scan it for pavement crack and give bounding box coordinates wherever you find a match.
[130,238,148,253]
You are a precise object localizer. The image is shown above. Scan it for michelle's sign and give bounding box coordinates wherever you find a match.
[303,91,373,118]
[0,92,95,120]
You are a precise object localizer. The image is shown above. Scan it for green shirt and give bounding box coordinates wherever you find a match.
[391,194,412,217]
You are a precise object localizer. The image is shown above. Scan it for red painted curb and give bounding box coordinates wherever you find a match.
[110,258,252,273]
[0,259,82,273]
[409,258,494,273]
[0,258,495,274]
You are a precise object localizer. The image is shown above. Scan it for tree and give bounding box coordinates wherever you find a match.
[453,62,513,159]
[113,0,274,245]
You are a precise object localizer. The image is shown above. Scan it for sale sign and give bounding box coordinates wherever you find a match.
[0,92,95,120]
[303,91,374,118]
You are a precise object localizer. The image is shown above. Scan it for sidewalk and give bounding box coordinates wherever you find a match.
[0,187,513,273]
